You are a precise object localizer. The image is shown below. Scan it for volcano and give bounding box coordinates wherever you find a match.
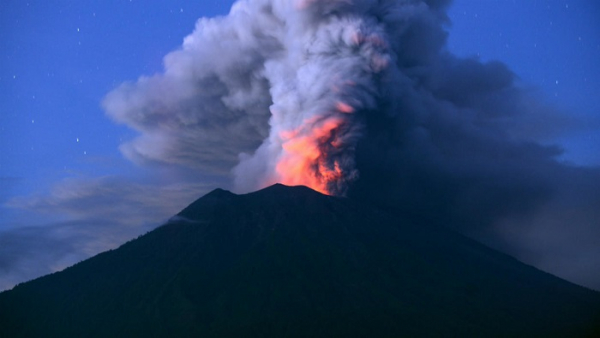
[0,184,598,337]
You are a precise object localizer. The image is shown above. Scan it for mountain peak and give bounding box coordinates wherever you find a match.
[176,187,236,219]
[257,183,318,193]
[204,187,235,198]
[1,183,599,337]
[245,183,327,200]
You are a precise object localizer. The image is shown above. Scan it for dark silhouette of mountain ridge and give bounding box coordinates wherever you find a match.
[0,183,598,337]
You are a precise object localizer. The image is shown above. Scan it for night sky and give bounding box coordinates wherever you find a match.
[1,0,599,291]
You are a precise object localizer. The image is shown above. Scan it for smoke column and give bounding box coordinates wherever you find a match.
[232,0,399,195]
[104,0,430,196]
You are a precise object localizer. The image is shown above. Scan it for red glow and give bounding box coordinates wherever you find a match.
[336,102,354,114]
[276,117,346,195]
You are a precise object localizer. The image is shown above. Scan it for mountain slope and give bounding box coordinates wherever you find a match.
[0,184,598,337]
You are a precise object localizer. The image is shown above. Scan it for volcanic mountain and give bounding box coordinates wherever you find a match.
[0,184,598,337]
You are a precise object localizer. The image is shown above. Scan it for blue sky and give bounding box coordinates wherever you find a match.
[447,1,600,166]
[1,0,238,289]
[1,1,599,290]
[1,1,234,200]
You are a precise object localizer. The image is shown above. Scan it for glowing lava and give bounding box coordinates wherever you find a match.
[276,116,346,195]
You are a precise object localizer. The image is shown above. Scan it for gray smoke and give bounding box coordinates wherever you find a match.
[104,0,422,194]
[103,0,600,289]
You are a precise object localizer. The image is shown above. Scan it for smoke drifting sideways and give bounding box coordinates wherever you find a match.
[103,0,600,289]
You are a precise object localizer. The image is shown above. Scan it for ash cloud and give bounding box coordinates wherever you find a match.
[102,0,599,289]
[0,177,211,291]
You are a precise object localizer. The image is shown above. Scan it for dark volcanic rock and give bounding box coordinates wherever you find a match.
[0,184,599,337]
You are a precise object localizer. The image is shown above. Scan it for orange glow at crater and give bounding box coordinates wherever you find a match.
[276,117,346,195]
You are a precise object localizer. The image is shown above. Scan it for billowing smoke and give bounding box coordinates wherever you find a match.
[232,0,396,195]
[105,0,399,195]
[103,0,600,289]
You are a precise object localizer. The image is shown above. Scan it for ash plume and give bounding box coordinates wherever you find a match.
[103,0,600,289]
